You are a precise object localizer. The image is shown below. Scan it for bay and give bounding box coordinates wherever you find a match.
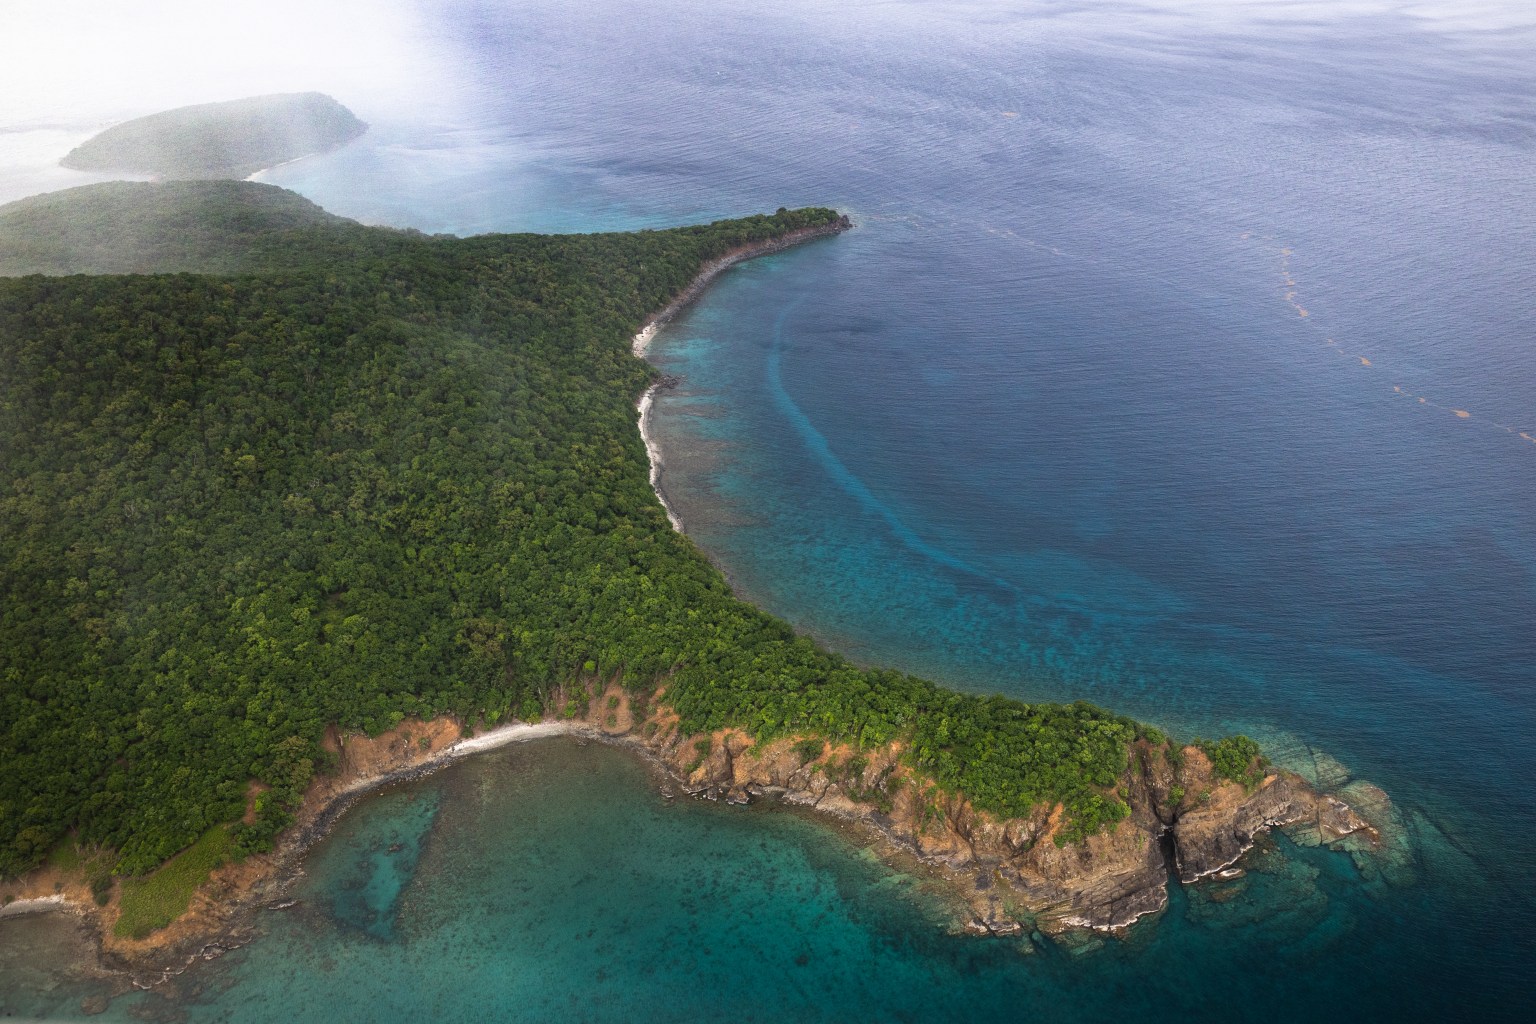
[2,0,1533,1018]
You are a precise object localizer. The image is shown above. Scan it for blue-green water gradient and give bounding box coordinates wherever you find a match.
[3,0,1532,1018]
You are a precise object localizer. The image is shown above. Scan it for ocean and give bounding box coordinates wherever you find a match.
[1,0,1532,1019]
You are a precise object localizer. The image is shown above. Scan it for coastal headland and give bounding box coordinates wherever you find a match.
[0,174,1383,991]
[0,685,1382,985]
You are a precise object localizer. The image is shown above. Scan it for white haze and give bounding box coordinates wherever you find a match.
[0,0,458,204]
[2,0,1528,207]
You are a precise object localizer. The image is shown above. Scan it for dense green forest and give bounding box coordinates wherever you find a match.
[0,183,1234,880]
[60,93,366,180]
[0,181,349,276]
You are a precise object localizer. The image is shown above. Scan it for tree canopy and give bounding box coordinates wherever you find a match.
[0,183,1196,877]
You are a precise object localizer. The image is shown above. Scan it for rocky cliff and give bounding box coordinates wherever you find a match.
[3,690,1382,983]
[598,686,1378,934]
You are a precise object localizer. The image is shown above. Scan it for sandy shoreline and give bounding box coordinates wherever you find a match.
[312,720,588,810]
[631,216,853,534]
[445,719,576,756]
[0,893,68,919]
[0,215,853,980]
[630,218,851,360]
[636,385,685,532]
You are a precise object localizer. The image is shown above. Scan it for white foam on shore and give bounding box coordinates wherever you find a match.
[636,384,685,533]
[632,321,659,358]
[0,894,67,919]
[626,221,848,538]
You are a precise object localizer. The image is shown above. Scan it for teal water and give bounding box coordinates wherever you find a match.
[2,0,1533,1018]
[0,739,1476,1022]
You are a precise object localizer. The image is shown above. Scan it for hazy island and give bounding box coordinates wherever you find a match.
[59,92,367,180]
[0,177,1383,976]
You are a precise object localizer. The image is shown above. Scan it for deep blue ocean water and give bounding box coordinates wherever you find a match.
[2,0,1533,1019]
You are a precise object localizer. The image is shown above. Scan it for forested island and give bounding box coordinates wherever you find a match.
[0,180,1379,963]
[59,93,366,180]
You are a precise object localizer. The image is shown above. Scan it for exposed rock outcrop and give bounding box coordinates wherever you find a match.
[1162,746,1375,883]
[617,699,1380,936]
[4,689,1385,980]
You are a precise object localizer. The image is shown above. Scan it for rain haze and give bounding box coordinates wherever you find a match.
[0,0,452,203]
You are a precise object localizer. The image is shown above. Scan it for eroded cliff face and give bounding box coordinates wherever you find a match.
[1162,747,1375,884]
[7,690,1384,979]
[594,686,1379,935]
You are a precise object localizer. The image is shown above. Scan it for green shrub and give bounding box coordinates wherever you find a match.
[115,826,232,938]
[791,738,824,764]
[1196,735,1266,789]
[843,755,869,784]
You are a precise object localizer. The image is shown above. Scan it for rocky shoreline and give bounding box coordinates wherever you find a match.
[612,688,1381,936]
[1,686,1385,988]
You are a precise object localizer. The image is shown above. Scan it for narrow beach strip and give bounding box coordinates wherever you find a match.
[636,385,685,533]
[0,893,68,919]
[630,215,853,535]
[326,722,588,806]
[445,720,579,758]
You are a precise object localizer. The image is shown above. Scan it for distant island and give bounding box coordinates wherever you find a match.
[59,92,367,179]
[0,171,1382,973]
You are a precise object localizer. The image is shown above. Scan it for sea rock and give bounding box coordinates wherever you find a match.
[1012,815,1169,932]
[1170,749,1372,882]
[1310,751,1354,791]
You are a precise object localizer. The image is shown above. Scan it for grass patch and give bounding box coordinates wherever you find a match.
[115,825,232,939]
[43,838,84,874]
[45,838,117,905]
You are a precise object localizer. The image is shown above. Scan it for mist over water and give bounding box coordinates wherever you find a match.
[2,0,1533,1019]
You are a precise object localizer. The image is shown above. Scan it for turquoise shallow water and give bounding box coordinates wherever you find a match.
[2,0,1534,1018]
[0,739,1487,1022]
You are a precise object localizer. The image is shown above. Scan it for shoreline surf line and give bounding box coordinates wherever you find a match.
[630,216,851,359]
[631,214,854,533]
[637,384,685,532]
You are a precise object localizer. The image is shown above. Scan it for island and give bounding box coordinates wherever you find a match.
[59,92,367,180]
[0,178,1382,977]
